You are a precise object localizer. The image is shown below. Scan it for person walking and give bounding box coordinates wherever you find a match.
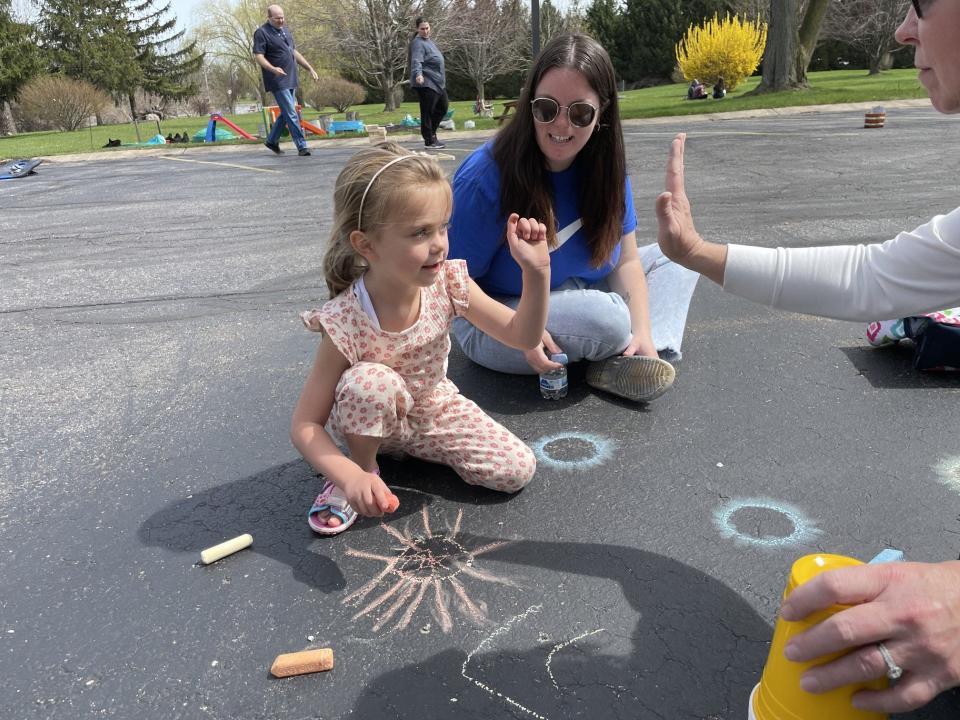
[409,16,448,149]
[253,4,319,156]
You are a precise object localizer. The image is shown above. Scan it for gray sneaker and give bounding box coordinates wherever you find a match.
[586,355,676,402]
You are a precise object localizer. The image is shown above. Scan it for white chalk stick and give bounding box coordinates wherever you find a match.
[200,533,253,564]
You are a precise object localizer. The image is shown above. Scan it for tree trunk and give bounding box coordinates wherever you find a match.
[128,93,138,121]
[752,0,805,93]
[868,56,882,75]
[796,0,830,84]
[0,101,17,136]
[381,77,400,112]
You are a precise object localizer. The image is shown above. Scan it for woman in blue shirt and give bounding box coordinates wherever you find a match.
[449,33,698,403]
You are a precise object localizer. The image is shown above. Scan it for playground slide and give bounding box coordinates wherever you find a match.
[300,119,327,136]
[209,114,256,140]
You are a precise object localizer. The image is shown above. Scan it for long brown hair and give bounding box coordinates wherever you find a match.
[492,33,626,268]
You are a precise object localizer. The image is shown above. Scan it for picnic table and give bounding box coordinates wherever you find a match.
[496,100,518,126]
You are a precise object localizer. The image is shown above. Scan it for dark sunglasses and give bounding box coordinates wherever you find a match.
[911,0,934,17]
[530,97,599,128]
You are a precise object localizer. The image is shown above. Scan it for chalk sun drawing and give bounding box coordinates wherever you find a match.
[531,432,615,471]
[343,504,517,633]
[713,497,821,547]
[934,456,960,494]
[461,604,606,719]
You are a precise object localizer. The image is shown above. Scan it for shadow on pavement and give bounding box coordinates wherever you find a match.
[352,537,960,719]
[840,346,960,389]
[137,457,517,590]
[354,537,769,719]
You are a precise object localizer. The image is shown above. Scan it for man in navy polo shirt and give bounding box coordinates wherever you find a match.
[253,4,319,156]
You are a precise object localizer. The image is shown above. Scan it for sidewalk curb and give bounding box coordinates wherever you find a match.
[35,99,932,165]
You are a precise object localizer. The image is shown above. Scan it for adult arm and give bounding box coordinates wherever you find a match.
[606,230,658,357]
[410,39,425,84]
[722,223,960,320]
[779,560,960,713]
[293,49,319,81]
[254,53,286,77]
[657,133,960,319]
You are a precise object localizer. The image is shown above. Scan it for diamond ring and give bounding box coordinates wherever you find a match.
[877,642,903,681]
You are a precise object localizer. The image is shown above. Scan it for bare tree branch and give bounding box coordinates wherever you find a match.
[301,0,419,110]
[822,0,910,74]
[443,0,525,102]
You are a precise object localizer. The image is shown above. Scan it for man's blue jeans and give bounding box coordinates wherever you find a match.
[267,87,306,150]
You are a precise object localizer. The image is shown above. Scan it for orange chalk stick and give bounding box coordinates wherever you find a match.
[385,496,400,513]
[270,648,334,677]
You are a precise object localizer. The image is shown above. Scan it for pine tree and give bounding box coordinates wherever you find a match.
[0,1,45,133]
[126,0,204,119]
[618,0,682,81]
[585,0,624,78]
[680,0,735,28]
[38,0,142,99]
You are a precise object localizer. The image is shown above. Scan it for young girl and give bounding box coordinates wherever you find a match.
[292,143,551,535]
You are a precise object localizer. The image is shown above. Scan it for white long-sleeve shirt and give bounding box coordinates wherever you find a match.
[723,206,960,320]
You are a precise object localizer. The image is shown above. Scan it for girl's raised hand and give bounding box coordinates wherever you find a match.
[505,213,550,273]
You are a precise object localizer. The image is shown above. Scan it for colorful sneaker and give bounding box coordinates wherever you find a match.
[586,355,676,403]
[866,318,907,347]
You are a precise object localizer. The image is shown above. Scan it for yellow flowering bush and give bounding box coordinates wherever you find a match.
[676,13,767,91]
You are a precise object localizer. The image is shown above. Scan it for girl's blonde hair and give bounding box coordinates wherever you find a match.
[323,142,450,297]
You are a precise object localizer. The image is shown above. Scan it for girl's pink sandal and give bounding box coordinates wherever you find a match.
[307,479,358,536]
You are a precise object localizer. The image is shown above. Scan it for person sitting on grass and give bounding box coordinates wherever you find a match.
[712,76,726,99]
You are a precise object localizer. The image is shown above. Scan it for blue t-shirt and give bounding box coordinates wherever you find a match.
[252,23,298,93]
[449,142,637,296]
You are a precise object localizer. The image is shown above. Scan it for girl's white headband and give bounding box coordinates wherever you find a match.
[357,154,418,230]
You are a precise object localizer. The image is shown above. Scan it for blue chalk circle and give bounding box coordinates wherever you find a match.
[531,432,615,471]
[713,497,821,547]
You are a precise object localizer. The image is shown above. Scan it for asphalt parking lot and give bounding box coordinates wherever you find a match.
[2,104,959,719]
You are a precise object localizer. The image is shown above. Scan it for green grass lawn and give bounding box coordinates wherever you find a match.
[0,69,927,160]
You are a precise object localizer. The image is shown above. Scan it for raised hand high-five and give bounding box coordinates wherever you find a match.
[655,133,726,285]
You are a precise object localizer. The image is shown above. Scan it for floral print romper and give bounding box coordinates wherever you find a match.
[301,260,535,492]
